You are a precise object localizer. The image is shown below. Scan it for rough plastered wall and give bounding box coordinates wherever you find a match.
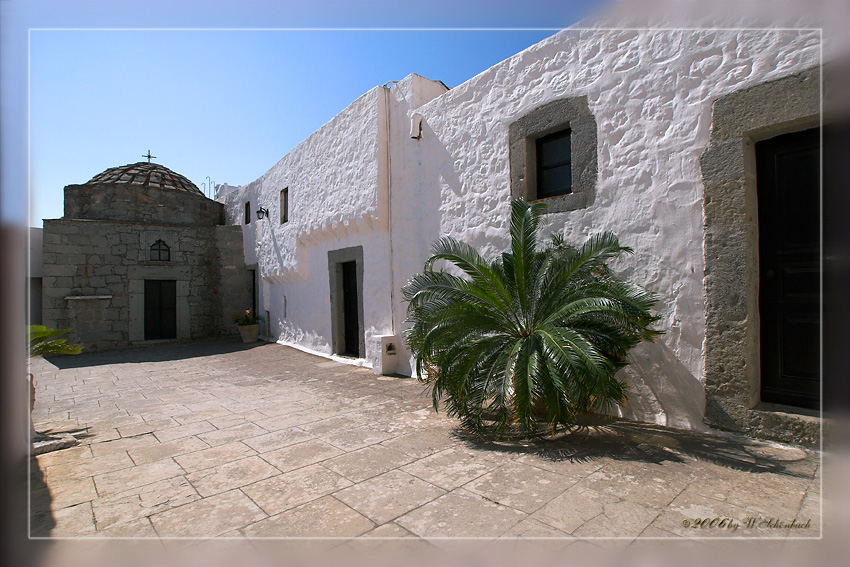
[223,87,384,273]
[226,29,818,431]
[389,29,819,429]
[222,87,396,364]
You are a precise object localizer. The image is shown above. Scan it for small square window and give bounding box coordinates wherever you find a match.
[280,188,289,224]
[536,129,572,198]
[244,202,251,224]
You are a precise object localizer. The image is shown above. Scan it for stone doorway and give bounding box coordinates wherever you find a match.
[328,246,365,358]
[700,66,822,443]
[144,279,177,340]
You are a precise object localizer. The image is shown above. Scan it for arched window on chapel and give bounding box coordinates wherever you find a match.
[150,239,170,262]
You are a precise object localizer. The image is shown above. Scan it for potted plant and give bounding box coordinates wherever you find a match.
[231,310,263,343]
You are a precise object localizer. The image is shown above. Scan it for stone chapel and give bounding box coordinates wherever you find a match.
[41,161,252,350]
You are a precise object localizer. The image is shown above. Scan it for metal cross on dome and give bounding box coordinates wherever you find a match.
[142,150,156,163]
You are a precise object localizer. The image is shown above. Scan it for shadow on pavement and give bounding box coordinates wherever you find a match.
[457,416,814,478]
[29,455,55,543]
[45,337,269,369]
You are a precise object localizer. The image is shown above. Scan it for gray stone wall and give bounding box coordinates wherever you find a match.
[215,226,254,335]
[64,184,224,227]
[42,218,250,350]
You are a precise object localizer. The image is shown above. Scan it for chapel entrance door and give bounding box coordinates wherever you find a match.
[144,279,177,340]
[756,127,820,409]
[341,261,360,357]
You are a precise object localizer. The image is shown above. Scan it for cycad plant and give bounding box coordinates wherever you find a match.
[28,325,83,357]
[27,325,82,438]
[403,200,662,439]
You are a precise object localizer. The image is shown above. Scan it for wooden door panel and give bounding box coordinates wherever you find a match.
[757,128,820,409]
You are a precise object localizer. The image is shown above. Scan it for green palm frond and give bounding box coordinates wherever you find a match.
[28,325,83,357]
[402,199,662,439]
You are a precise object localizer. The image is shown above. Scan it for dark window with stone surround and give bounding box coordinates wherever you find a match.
[244,202,251,224]
[509,95,597,213]
[150,240,170,262]
[280,188,289,224]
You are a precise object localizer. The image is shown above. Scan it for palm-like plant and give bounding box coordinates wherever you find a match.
[28,325,83,357]
[403,200,662,439]
[27,325,82,438]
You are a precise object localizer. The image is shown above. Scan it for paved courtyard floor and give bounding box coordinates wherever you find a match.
[27,338,831,564]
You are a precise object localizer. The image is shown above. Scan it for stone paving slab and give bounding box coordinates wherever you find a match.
[29,338,825,555]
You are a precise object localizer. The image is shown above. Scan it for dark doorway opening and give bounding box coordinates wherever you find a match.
[249,268,257,316]
[756,127,820,409]
[30,277,42,325]
[341,261,360,357]
[144,279,177,340]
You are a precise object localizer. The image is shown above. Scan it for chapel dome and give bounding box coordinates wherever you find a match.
[85,162,202,195]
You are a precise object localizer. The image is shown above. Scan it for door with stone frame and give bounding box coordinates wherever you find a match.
[756,127,820,409]
[327,246,365,359]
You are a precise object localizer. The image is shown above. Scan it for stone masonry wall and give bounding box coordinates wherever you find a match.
[64,184,224,227]
[215,225,253,336]
[42,219,245,350]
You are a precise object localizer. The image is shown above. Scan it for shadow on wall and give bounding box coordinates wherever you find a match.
[391,117,458,374]
[617,340,706,431]
[398,116,457,263]
[262,220,288,279]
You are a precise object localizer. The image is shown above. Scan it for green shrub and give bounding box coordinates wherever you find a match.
[403,200,662,439]
[27,325,83,357]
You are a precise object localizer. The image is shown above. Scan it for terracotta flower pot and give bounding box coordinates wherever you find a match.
[237,324,260,343]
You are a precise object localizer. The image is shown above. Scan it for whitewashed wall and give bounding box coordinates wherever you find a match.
[225,29,819,430]
[222,87,395,365]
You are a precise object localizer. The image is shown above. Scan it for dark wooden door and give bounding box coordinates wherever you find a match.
[144,279,177,340]
[757,128,820,409]
[823,120,850,413]
[341,261,360,356]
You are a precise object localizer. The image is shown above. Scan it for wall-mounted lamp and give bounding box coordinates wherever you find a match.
[256,207,269,220]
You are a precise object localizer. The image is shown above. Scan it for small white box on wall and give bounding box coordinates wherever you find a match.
[377,335,399,375]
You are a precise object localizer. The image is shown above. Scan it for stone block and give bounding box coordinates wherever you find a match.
[44,264,77,277]
[46,224,80,235]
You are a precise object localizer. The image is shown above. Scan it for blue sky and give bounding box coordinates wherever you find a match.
[0,0,609,228]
